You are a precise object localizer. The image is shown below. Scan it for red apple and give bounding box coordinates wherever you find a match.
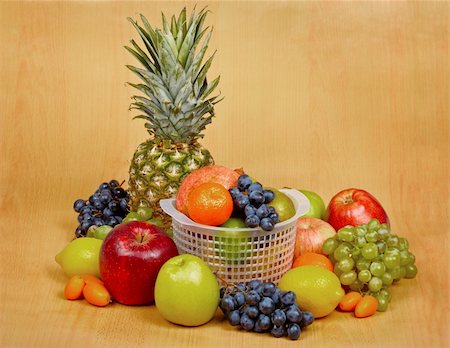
[294,217,336,259]
[325,188,389,231]
[99,221,178,305]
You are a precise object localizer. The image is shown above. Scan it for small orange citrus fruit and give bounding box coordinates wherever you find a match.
[292,252,334,271]
[186,182,233,226]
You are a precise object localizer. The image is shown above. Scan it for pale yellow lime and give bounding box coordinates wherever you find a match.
[278,265,344,318]
[55,237,103,278]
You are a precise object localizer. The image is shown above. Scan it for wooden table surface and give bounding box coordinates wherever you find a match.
[1,1,448,347]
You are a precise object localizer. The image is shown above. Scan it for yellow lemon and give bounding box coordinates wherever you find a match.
[55,237,103,278]
[278,265,344,318]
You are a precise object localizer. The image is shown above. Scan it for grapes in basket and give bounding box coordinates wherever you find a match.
[219,279,314,340]
[174,165,296,231]
[228,174,281,231]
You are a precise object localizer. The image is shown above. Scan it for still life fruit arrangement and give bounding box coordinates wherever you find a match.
[54,7,418,341]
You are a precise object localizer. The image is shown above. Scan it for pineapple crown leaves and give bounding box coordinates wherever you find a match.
[125,6,222,144]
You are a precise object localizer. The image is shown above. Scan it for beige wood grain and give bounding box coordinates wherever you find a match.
[0,1,448,347]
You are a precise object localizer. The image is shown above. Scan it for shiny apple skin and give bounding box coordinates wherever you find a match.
[294,217,336,258]
[325,188,389,231]
[99,221,178,305]
[154,254,220,326]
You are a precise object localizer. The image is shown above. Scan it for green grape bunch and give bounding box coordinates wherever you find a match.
[322,218,418,312]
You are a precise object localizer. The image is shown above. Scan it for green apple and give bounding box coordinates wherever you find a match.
[154,254,220,326]
[216,217,252,263]
[215,232,252,263]
[220,217,247,228]
[299,189,326,219]
[265,187,296,222]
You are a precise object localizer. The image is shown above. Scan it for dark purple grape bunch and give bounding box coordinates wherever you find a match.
[219,279,314,340]
[73,179,130,238]
[229,174,279,231]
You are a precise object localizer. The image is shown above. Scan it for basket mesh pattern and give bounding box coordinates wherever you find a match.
[172,220,297,285]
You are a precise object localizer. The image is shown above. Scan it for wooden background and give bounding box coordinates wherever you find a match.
[1,1,448,347]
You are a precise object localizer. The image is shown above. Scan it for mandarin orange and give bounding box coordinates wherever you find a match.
[186,182,233,226]
[292,252,334,271]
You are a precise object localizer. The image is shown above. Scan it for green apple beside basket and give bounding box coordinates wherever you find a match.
[160,189,310,285]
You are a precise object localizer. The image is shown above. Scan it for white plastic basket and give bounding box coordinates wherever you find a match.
[160,189,310,285]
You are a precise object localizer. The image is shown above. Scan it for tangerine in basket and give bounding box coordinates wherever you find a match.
[176,165,240,215]
[186,182,233,226]
[292,252,334,271]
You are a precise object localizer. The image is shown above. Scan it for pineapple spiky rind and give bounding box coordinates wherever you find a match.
[128,140,214,211]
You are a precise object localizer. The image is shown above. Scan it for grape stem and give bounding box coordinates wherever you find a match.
[214,273,246,292]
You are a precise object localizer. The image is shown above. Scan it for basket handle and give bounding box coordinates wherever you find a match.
[279,188,310,220]
[159,198,194,224]
[160,188,310,228]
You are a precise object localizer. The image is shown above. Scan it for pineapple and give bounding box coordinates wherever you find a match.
[125,7,221,218]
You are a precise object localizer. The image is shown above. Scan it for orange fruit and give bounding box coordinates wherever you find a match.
[186,182,233,226]
[176,165,240,215]
[292,252,334,271]
[354,295,378,318]
[83,282,111,307]
[82,274,104,286]
[64,275,86,300]
[338,291,363,312]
